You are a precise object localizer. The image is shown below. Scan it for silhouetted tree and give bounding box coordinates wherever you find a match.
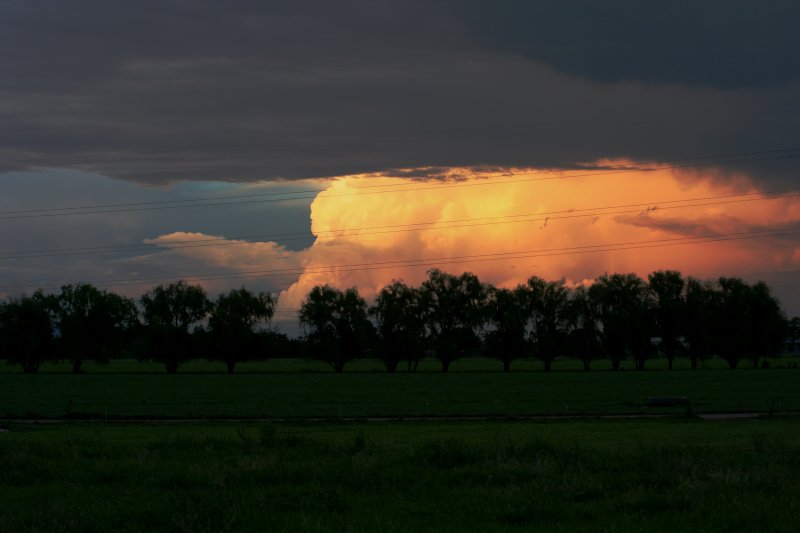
[528,277,571,372]
[370,280,425,372]
[484,286,531,372]
[590,273,653,370]
[565,285,600,370]
[648,270,686,370]
[0,292,57,373]
[746,281,787,368]
[419,269,488,372]
[299,285,373,373]
[209,287,275,373]
[684,278,717,369]
[254,331,305,359]
[55,283,138,373]
[715,277,752,369]
[139,281,211,373]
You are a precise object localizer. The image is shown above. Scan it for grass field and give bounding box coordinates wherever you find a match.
[2,418,799,532]
[2,358,799,419]
[3,359,800,531]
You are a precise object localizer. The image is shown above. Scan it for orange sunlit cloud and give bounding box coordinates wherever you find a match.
[145,164,800,313]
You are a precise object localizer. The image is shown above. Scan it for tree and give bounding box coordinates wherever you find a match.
[714,277,753,369]
[528,277,571,372]
[484,286,531,372]
[209,287,275,373]
[746,281,787,368]
[564,285,600,370]
[299,285,373,373]
[590,273,653,370]
[139,281,211,373]
[711,277,786,369]
[0,292,57,373]
[684,278,717,369]
[419,269,488,372]
[55,283,138,373]
[253,330,305,359]
[370,280,426,372]
[648,270,686,370]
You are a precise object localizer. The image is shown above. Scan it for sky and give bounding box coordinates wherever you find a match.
[1,1,799,334]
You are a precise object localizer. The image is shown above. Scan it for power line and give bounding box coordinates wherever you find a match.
[5,149,798,217]
[2,226,798,296]
[2,188,799,260]
[1,149,798,220]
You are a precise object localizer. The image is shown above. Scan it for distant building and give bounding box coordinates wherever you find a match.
[650,336,689,356]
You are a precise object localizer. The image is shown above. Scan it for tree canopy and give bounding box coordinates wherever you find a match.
[419,269,489,372]
[0,270,793,374]
[139,281,211,373]
[208,287,275,373]
[299,285,373,373]
[0,291,57,373]
[370,280,426,372]
[56,283,138,373]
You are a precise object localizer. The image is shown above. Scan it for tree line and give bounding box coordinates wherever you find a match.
[0,282,289,374]
[0,270,794,373]
[300,269,791,373]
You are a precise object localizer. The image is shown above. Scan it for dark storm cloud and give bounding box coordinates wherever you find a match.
[464,0,800,89]
[1,1,799,185]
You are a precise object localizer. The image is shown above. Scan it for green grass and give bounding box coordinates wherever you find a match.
[2,419,799,532]
[4,359,799,531]
[2,362,799,419]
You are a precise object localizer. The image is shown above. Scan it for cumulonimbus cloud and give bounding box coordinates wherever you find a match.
[141,165,800,319]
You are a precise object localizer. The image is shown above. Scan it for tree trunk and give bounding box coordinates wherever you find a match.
[543,359,552,372]
[71,359,83,374]
[385,359,398,373]
[502,359,511,372]
[611,357,621,371]
[690,355,698,370]
[334,362,345,373]
[165,361,179,373]
[667,357,674,371]
[582,357,591,371]
[441,359,451,373]
[226,361,236,373]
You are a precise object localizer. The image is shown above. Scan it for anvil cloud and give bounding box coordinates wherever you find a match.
[1,2,799,327]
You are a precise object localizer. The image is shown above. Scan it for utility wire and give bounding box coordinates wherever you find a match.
[1,149,798,220]
[2,226,798,295]
[2,189,799,260]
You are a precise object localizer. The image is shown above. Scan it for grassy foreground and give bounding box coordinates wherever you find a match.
[2,362,799,419]
[2,419,799,532]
